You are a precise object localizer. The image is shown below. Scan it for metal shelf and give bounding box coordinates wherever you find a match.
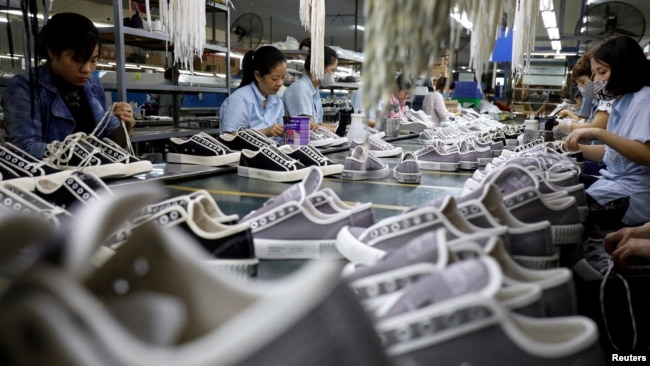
[98,27,228,53]
[101,83,229,94]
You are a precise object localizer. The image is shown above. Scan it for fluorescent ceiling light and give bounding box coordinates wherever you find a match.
[547,27,560,40]
[539,0,554,11]
[230,53,244,60]
[355,25,365,31]
[450,7,472,30]
[551,40,562,51]
[541,11,557,29]
[0,10,44,19]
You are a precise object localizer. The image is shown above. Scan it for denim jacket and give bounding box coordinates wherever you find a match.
[1,64,120,158]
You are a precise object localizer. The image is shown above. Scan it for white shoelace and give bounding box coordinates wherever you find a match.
[600,258,637,351]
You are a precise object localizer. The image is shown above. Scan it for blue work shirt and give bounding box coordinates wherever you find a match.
[588,86,650,225]
[220,83,284,133]
[283,74,322,123]
[2,64,121,159]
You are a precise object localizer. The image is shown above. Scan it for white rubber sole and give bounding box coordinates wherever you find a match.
[341,166,389,180]
[335,226,386,265]
[237,165,309,182]
[459,161,479,170]
[253,238,343,259]
[205,257,259,278]
[309,139,335,147]
[80,163,128,179]
[167,152,241,167]
[319,164,344,176]
[393,168,421,184]
[0,176,36,191]
[418,160,459,171]
[125,160,154,176]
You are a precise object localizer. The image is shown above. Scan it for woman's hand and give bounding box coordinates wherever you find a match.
[605,222,650,254]
[263,124,284,137]
[557,109,578,120]
[611,237,650,269]
[564,127,601,151]
[310,121,319,131]
[113,102,136,131]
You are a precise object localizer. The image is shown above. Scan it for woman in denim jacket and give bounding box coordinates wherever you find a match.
[1,12,135,159]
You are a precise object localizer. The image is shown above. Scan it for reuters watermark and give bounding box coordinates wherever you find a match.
[611,354,647,362]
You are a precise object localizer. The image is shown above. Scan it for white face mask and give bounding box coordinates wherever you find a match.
[578,80,594,99]
[321,72,336,87]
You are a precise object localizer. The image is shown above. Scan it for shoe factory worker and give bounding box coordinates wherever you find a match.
[605,222,650,269]
[422,77,461,126]
[2,12,135,159]
[564,35,650,231]
[525,87,549,115]
[283,46,338,131]
[219,46,287,139]
[554,48,611,136]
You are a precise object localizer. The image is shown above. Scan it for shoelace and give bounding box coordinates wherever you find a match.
[600,257,637,351]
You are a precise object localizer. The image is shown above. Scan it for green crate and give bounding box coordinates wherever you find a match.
[453,98,482,109]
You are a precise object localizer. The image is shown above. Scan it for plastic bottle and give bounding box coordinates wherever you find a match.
[347,113,367,143]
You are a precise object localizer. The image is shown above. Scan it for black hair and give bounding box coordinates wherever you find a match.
[238,46,286,89]
[304,46,338,73]
[593,35,650,96]
[38,13,100,63]
[396,74,412,91]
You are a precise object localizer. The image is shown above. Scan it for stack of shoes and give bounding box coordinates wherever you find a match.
[238,144,310,182]
[166,132,240,167]
[342,145,390,181]
[393,151,421,184]
[0,187,391,366]
[338,227,604,365]
[278,144,344,176]
[239,167,375,260]
[350,135,402,157]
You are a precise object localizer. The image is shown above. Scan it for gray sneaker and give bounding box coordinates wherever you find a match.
[414,140,459,171]
[240,167,371,259]
[351,136,402,157]
[342,146,390,181]
[374,256,603,366]
[393,151,421,184]
[457,183,558,269]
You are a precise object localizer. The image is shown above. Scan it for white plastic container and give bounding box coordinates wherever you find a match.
[347,113,367,143]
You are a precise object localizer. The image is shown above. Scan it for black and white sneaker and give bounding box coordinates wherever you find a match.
[0,182,72,227]
[218,127,274,152]
[34,171,112,211]
[134,189,239,225]
[278,144,344,176]
[44,133,127,179]
[167,132,240,166]
[83,135,153,176]
[238,145,310,182]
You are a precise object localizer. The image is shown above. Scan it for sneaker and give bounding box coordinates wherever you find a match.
[414,141,459,171]
[350,136,402,157]
[457,183,558,269]
[0,182,72,228]
[240,167,363,259]
[447,140,478,170]
[448,231,577,317]
[0,142,70,180]
[278,144,344,176]
[135,189,239,225]
[238,145,309,182]
[0,161,37,191]
[82,135,153,176]
[373,256,603,366]
[307,188,376,227]
[34,171,112,211]
[217,127,274,151]
[341,146,389,181]
[393,151,421,184]
[309,130,335,147]
[316,126,348,146]
[363,125,385,139]
[335,196,504,266]
[166,132,240,167]
[111,199,258,276]
[43,133,128,179]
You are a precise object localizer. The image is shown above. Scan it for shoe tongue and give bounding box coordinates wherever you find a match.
[104,290,187,346]
[487,166,538,195]
[379,257,500,319]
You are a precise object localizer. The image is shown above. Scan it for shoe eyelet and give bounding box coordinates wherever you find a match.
[380,226,389,235]
[444,312,462,328]
[169,211,179,220]
[383,280,396,293]
[391,223,401,232]
[417,319,436,336]
[158,215,169,225]
[365,283,379,297]
[113,278,130,295]
[395,325,413,342]
[133,257,150,276]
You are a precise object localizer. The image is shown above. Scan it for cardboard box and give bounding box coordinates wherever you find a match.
[283,116,310,146]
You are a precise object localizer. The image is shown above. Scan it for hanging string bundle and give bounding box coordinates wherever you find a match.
[159,0,206,72]
[511,0,540,79]
[299,0,325,80]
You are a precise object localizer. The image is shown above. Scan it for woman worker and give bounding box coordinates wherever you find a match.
[219,46,287,139]
[2,12,135,159]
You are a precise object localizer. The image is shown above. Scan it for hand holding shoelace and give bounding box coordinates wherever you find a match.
[564,127,602,151]
[605,222,650,268]
[113,102,136,132]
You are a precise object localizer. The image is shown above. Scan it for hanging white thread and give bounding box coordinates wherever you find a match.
[299,0,325,80]
[159,0,206,72]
